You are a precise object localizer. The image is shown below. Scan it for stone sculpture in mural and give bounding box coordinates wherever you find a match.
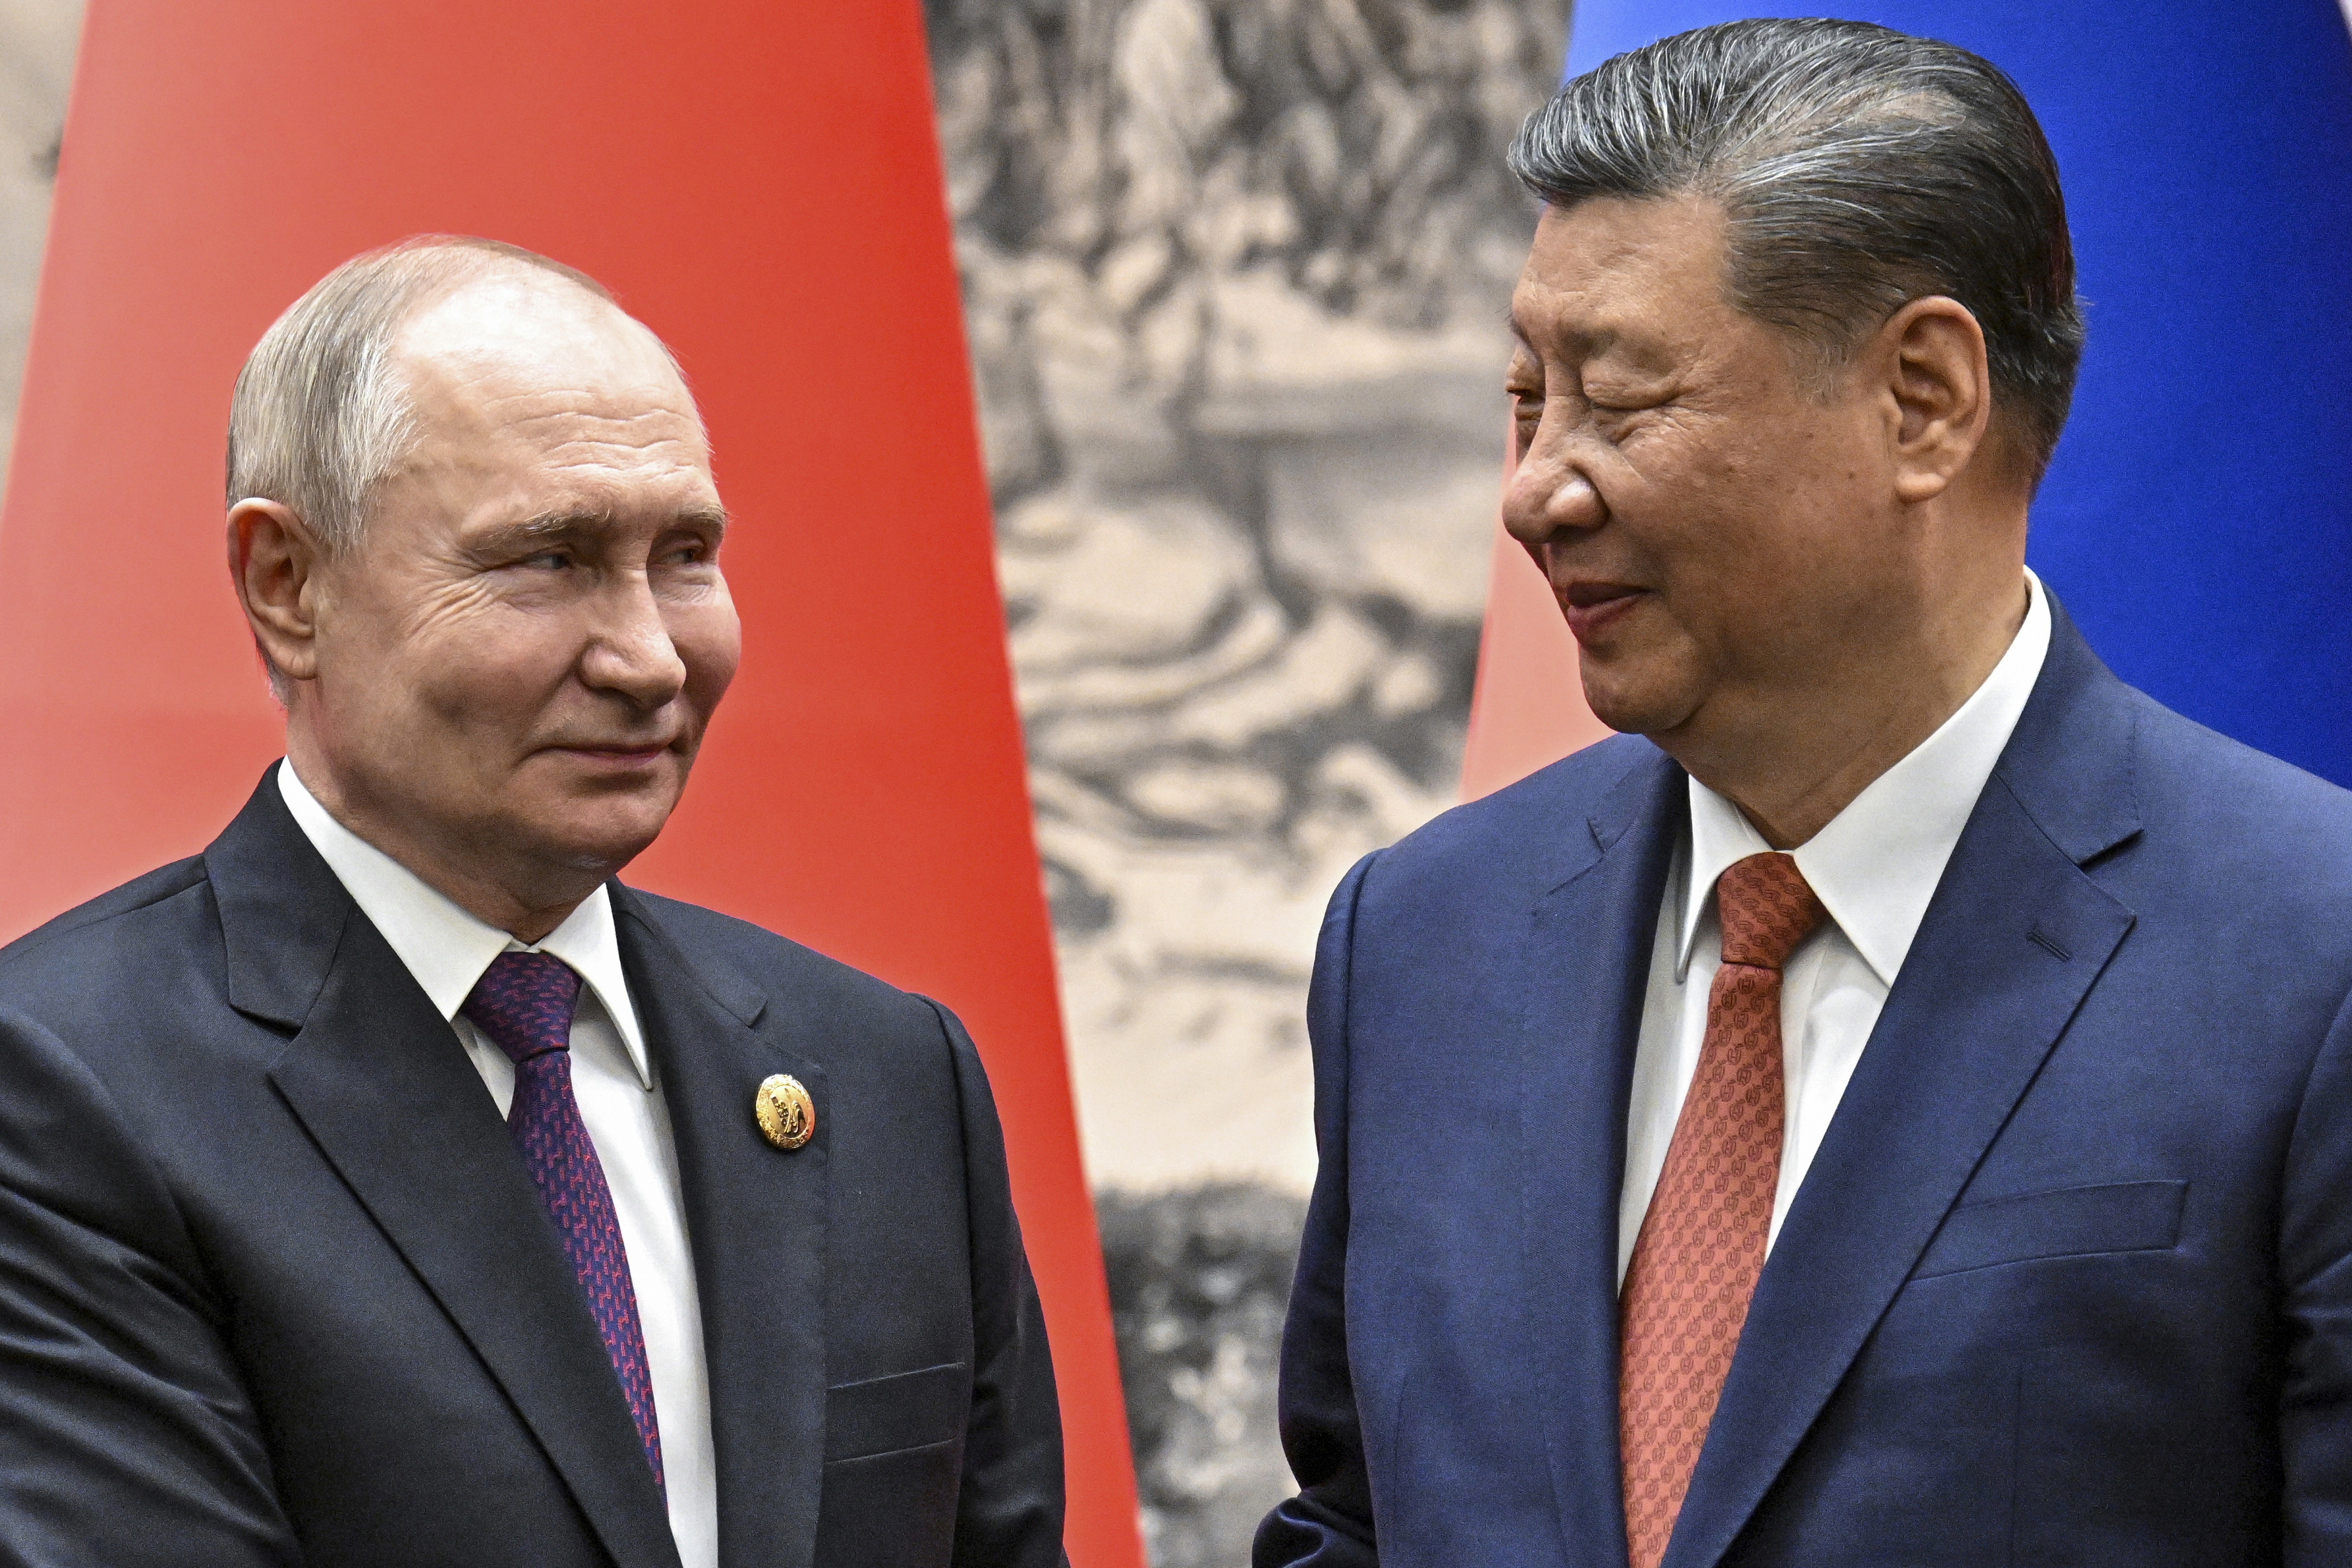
[923,0,1569,1560]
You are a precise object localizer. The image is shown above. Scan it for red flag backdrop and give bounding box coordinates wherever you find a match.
[0,3,1143,1561]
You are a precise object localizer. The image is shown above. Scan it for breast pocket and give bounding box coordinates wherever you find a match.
[1914,1180,2187,1280]
[816,1362,971,1568]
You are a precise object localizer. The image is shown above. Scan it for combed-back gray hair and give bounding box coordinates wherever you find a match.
[1510,19,2083,475]
[225,236,614,555]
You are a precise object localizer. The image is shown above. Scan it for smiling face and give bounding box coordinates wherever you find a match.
[290,268,739,921]
[1503,193,1919,750]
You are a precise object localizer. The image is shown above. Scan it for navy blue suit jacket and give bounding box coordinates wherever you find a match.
[0,776,1065,1568]
[1256,602,2352,1566]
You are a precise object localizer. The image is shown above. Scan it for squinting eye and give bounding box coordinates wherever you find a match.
[520,551,571,570]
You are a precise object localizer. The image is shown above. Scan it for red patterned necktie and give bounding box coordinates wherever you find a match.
[463,951,665,1495]
[1619,851,1824,1568]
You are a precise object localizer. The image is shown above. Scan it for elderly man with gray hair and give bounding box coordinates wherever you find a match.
[0,238,1068,1568]
[1259,19,2352,1568]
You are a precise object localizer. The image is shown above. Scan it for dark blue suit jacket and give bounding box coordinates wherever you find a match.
[0,775,1065,1568]
[1256,602,2352,1567]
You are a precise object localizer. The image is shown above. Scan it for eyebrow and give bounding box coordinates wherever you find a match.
[499,505,728,536]
[474,505,731,552]
[1509,312,1641,363]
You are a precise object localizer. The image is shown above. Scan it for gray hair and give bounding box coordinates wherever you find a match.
[1509,18,2084,475]
[225,236,616,555]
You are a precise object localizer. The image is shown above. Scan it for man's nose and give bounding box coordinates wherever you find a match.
[581,576,689,708]
[1502,428,1606,548]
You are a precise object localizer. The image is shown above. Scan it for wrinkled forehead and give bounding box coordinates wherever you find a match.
[391,266,705,455]
[1509,193,1737,358]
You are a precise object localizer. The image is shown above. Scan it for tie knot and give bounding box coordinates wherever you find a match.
[1714,851,1825,971]
[461,951,583,1067]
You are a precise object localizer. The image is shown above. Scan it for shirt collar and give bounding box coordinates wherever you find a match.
[275,760,650,1087]
[1677,569,2053,987]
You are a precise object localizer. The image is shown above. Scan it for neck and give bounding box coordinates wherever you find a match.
[1664,572,2030,850]
[284,731,602,945]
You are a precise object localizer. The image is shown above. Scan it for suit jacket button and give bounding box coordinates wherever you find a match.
[755,1074,816,1151]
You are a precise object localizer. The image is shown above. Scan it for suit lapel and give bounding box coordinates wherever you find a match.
[209,773,679,1568]
[614,889,830,1568]
[261,906,682,1568]
[1663,607,2143,1568]
[1514,748,1686,1567]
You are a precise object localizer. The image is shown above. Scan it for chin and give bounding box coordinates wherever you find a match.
[535,798,675,878]
[1579,661,1697,739]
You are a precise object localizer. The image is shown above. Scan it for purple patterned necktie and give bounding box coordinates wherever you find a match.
[462,951,665,1494]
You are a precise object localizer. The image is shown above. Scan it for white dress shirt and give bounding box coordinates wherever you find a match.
[278,762,717,1568]
[1617,572,2053,1284]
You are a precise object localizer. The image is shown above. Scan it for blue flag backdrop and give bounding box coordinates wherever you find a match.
[1559,1,2352,785]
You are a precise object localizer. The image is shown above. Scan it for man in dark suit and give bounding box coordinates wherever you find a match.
[1257,20,2352,1568]
[0,237,1065,1567]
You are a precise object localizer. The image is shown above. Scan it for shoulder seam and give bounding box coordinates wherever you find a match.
[1,859,211,967]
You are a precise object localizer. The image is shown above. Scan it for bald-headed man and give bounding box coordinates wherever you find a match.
[0,239,1066,1568]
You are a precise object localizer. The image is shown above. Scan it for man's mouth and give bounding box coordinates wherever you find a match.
[548,741,675,766]
[1557,580,1648,641]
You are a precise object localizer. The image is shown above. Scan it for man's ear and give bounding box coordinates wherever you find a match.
[1875,296,1994,505]
[227,498,327,684]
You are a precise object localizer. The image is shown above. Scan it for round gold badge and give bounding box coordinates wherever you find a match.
[754,1073,816,1151]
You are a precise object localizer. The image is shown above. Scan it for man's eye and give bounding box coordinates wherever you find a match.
[519,550,572,570]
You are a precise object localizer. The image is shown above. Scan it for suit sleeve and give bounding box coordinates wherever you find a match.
[2280,982,2352,1562]
[924,1001,1071,1568]
[1253,854,1380,1568]
[0,1007,301,1567]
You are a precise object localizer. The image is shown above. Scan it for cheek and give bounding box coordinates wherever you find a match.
[404,610,581,726]
[673,598,742,710]
[1606,445,1818,659]
[1647,421,1844,571]
[1608,441,1760,594]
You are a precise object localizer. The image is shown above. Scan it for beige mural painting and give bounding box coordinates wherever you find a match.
[923,0,1566,1561]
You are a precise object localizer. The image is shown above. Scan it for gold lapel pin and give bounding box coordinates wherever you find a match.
[755,1073,816,1151]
